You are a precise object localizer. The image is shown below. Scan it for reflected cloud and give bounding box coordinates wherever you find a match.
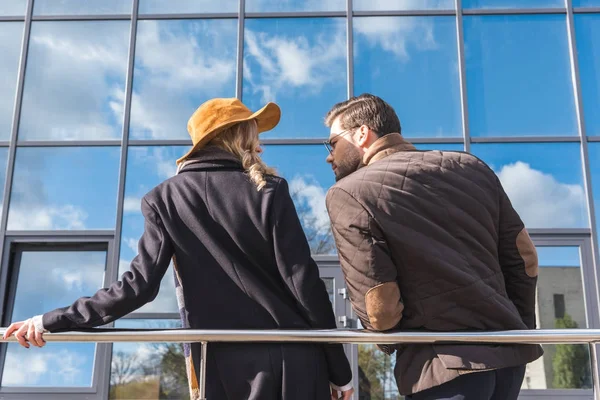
[353,0,454,11]
[247,0,344,11]
[354,16,438,62]
[7,204,87,230]
[139,0,238,13]
[123,196,142,213]
[244,22,346,104]
[19,21,129,140]
[129,20,237,139]
[0,23,24,140]
[497,161,587,228]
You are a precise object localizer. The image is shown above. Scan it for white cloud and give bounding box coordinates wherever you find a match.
[7,204,87,230]
[0,23,23,136]
[123,196,141,213]
[129,20,237,139]
[51,265,105,292]
[497,162,587,228]
[289,176,330,230]
[244,24,346,104]
[124,238,138,254]
[354,0,453,11]
[354,16,438,62]
[3,348,87,386]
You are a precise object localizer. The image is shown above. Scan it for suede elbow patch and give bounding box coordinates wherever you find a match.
[365,282,403,331]
[517,228,538,278]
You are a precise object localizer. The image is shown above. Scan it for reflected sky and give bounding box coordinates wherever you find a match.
[246,0,344,12]
[0,148,8,210]
[537,246,580,267]
[139,0,239,13]
[0,22,24,141]
[464,15,577,137]
[242,18,347,139]
[2,250,106,387]
[590,143,600,259]
[575,14,600,136]
[129,19,237,140]
[19,21,129,141]
[354,16,462,138]
[0,0,26,15]
[463,0,563,7]
[415,143,464,151]
[33,0,132,15]
[119,146,187,313]
[353,0,454,10]
[8,147,120,230]
[573,0,600,5]
[470,143,588,229]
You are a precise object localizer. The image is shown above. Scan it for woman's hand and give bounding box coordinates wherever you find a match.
[3,319,46,348]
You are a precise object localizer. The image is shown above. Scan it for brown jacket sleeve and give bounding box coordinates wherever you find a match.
[496,177,539,329]
[326,186,403,333]
[42,197,173,331]
[271,179,352,387]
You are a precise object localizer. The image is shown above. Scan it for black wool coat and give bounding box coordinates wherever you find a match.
[42,146,352,400]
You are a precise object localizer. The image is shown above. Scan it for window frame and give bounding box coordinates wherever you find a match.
[0,234,114,399]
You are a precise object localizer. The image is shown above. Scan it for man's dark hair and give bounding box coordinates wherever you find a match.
[324,93,401,137]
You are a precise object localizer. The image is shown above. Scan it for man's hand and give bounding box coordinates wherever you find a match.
[3,319,46,348]
[331,387,354,400]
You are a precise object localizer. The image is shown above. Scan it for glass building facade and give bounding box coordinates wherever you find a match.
[0,0,599,399]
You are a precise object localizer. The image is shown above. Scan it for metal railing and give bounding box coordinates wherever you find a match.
[2,328,600,400]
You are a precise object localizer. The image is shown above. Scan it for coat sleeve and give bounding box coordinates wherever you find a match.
[496,176,539,329]
[326,186,403,335]
[271,178,352,388]
[42,197,174,332]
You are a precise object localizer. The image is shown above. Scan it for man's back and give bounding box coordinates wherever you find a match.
[327,144,543,395]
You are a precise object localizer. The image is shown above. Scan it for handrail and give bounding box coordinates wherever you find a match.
[1,328,599,400]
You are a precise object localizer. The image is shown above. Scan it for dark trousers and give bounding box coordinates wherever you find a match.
[406,365,526,400]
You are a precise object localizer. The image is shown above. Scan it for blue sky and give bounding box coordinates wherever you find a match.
[576,14,600,136]
[463,0,563,7]
[33,0,132,15]
[0,0,26,15]
[140,0,238,13]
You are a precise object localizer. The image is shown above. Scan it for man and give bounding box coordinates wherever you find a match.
[324,93,543,399]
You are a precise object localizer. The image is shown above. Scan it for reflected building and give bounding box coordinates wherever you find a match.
[0,0,599,399]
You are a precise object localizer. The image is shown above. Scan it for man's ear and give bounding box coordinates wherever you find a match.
[356,125,370,146]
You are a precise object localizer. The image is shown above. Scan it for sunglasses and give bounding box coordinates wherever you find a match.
[323,127,358,155]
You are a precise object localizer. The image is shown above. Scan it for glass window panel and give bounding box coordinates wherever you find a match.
[573,0,600,5]
[522,245,590,390]
[354,17,461,138]
[1,249,106,387]
[590,143,600,257]
[139,0,238,14]
[120,146,187,313]
[0,0,26,15]
[262,145,336,254]
[470,143,588,228]
[246,0,344,12]
[463,0,563,7]
[110,319,187,399]
[18,21,130,141]
[0,22,24,141]
[354,0,454,11]
[575,15,600,136]
[464,15,577,137]
[415,143,464,151]
[129,19,237,140]
[33,0,132,15]
[8,147,120,230]
[0,148,9,211]
[243,18,347,139]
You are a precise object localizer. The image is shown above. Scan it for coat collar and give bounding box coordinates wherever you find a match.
[362,133,417,166]
[176,146,243,175]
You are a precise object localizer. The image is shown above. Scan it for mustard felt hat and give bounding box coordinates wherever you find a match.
[177,97,281,165]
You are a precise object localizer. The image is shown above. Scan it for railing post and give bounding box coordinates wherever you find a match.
[199,342,208,400]
[590,342,600,400]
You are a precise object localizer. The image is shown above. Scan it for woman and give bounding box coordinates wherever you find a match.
[4,98,353,400]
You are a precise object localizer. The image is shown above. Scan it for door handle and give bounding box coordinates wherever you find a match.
[337,288,348,299]
[338,315,353,328]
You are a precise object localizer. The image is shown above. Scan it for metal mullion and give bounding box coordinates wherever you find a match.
[566,0,600,331]
[528,228,591,236]
[245,11,347,18]
[236,0,245,100]
[346,0,353,99]
[590,137,600,142]
[455,0,470,152]
[122,312,180,320]
[5,230,115,237]
[0,0,34,314]
[471,136,581,143]
[353,10,455,17]
[462,8,567,15]
[573,7,600,13]
[0,16,24,21]
[0,142,10,147]
[138,13,238,20]
[128,139,191,146]
[16,140,122,147]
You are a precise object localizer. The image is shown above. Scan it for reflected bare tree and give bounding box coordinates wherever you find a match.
[110,350,140,387]
[290,186,336,254]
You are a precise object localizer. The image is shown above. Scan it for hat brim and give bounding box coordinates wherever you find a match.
[176,102,281,166]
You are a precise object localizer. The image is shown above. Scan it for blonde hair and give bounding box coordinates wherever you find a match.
[210,120,276,191]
